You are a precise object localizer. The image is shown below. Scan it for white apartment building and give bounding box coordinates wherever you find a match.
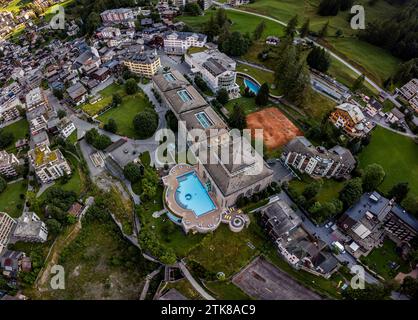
[185,49,240,94]
[398,78,418,100]
[28,145,71,184]
[228,0,250,6]
[0,97,22,123]
[98,26,121,39]
[57,117,76,139]
[0,212,16,254]
[13,212,48,243]
[163,32,207,55]
[100,8,134,23]
[25,87,49,112]
[0,150,19,178]
[397,79,418,112]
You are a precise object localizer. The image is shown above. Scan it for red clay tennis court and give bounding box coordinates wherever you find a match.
[246,107,303,150]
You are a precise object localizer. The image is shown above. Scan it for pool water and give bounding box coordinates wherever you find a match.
[244,78,260,94]
[176,172,216,216]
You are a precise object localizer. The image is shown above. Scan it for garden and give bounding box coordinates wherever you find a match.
[360,239,411,280]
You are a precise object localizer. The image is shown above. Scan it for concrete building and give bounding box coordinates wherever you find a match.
[185,49,240,94]
[261,200,338,278]
[12,212,48,243]
[0,212,17,254]
[123,50,162,78]
[66,83,88,106]
[338,192,418,256]
[100,8,134,24]
[282,137,356,179]
[154,70,273,208]
[0,150,19,178]
[397,79,418,112]
[398,78,418,101]
[329,103,372,138]
[57,117,76,139]
[228,0,250,6]
[28,145,71,184]
[163,32,207,55]
[25,87,49,112]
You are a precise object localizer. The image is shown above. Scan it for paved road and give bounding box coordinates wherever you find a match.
[178,261,215,300]
[213,1,385,94]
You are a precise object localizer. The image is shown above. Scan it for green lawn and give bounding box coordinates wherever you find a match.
[289,177,344,204]
[325,37,400,86]
[137,185,205,258]
[1,119,29,153]
[236,63,279,95]
[204,280,251,300]
[60,155,83,195]
[0,179,27,218]
[225,96,260,115]
[178,9,285,38]
[358,126,418,198]
[360,239,410,280]
[82,83,124,116]
[98,91,153,139]
[188,221,265,277]
[40,218,155,300]
[67,130,78,144]
[239,0,402,86]
[0,0,31,12]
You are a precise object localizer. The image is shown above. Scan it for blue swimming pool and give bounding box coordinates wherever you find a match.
[244,78,260,94]
[175,172,216,216]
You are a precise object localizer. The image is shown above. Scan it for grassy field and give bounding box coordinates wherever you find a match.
[358,127,418,198]
[305,90,337,121]
[239,0,403,85]
[1,118,29,153]
[204,280,251,300]
[82,83,123,116]
[178,9,285,38]
[225,96,260,115]
[236,63,279,95]
[187,222,266,277]
[0,179,27,218]
[165,279,202,300]
[289,177,344,204]
[325,37,400,86]
[38,219,155,300]
[0,0,30,12]
[97,90,153,139]
[360,239,410,280]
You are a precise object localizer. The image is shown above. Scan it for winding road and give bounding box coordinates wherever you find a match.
[213,2,385,94]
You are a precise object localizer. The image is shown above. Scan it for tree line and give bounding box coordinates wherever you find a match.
[359,0,418,62]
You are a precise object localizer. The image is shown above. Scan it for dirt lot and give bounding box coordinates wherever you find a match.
[246,107,302,150]
[232,257,322,300]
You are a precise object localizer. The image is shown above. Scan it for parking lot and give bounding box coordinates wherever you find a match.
[232,257,322,300]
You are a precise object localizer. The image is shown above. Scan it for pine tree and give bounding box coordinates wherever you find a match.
[307,47,331,72]
[229,104,247,130]
[352,74,365,92]
[253,21,266,40]
[255,83,270,106]
[285,15,299,38]
[318,21,329,38]
[300,19,310,38]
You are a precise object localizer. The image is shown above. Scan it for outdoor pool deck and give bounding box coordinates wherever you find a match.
[162,164,223,233]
